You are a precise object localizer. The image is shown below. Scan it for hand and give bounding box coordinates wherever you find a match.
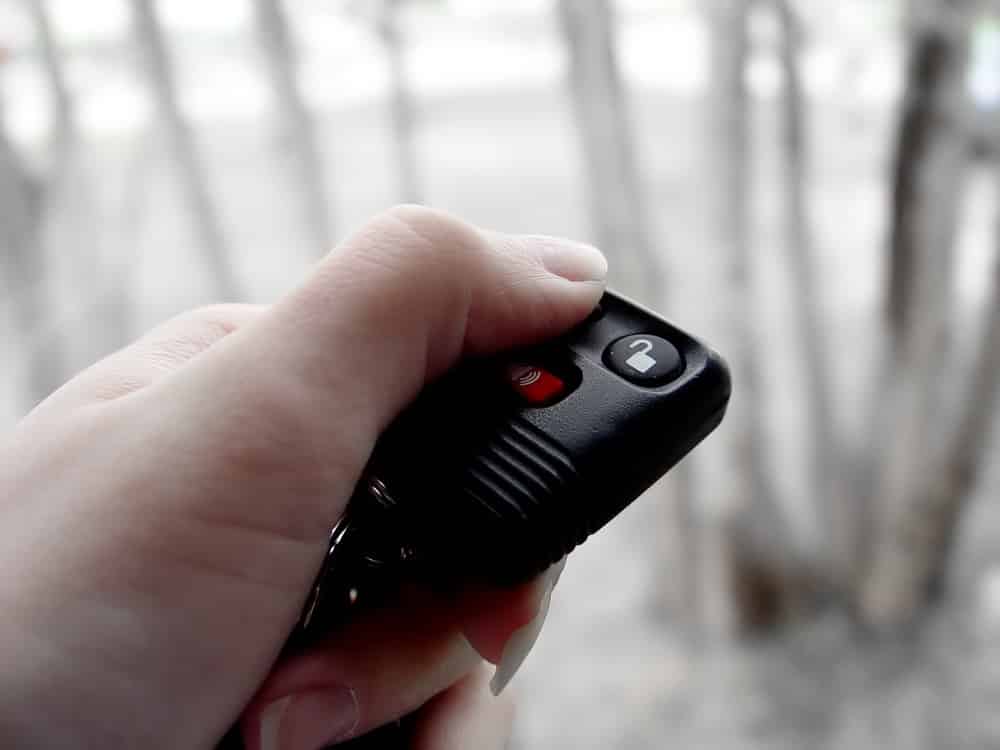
[0,206,606,750]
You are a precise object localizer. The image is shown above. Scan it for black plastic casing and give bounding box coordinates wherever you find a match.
[364,290,732,586]
[217,292,730,750]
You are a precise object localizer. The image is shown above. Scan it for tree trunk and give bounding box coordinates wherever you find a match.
[28,0,72,148]
[655,459,700,627]
[773,0,848,587]
[377,0,422,204]
[928,223,1000,587]
[709,0,759,503]
[0,104,64,407]
[885,7,969,351]
[865,189,1000,628]
[703,0,806,635]
[129,0,241,300]
[859,2,973,628]
[253,0,335,254]
[29,0,130,360]
[556,0,660,303]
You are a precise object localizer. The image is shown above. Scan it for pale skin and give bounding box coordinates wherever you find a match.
[0,206,608,750]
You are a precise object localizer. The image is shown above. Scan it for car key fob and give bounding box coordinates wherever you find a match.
[218,290,730,749]
[342,289,731,585]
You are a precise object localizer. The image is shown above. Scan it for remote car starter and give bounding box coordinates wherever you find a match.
[219,290,730,749]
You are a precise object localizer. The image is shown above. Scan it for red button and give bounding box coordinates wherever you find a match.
[506,365,566,405]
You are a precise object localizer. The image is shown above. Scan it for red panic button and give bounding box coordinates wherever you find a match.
[506,365,567,406]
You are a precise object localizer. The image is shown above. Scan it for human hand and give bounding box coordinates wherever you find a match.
[0,207,606,749]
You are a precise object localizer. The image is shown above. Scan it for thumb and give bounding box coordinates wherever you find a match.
[123,206,605,742]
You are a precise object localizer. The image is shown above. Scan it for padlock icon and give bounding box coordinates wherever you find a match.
[625,339,658,374]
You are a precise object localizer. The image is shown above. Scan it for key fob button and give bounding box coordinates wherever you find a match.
[506,364,568,406]
[604,334,684,386]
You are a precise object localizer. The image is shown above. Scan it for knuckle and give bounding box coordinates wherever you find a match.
[368,205,487,273]
[323,207,491,330]
[137,307,245,373]
[173,304,251,337]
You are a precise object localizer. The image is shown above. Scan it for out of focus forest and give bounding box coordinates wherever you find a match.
[2,0,1000,748]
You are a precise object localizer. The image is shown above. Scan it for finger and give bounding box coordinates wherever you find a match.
[30,304,265,418]
[458,575,551,666]
[157,205,607,527]
[216,207,607,435]
[487,557,566,696]
[408,664,515,750]
[239,580,540,749]
[153,204,606,551]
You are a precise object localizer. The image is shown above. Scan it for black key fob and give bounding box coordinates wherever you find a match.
[345,289,731,588]
[218,290,730,750]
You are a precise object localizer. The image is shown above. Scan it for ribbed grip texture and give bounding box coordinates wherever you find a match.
[460,416,582,565]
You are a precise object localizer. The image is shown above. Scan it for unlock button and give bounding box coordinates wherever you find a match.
[604,334,683,386]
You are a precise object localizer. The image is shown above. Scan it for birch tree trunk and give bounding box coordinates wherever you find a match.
[556,0,660,302]
[377,0,422,204]
[863,190,1000,629]
[129,0,241,300]
[885,6,969,352]
[709,0,760,504]
[773,0,848,586]
[0,104,64,406]
[859,2,973,628]
[253,0,335,254]
[29,0,130,357]
[925,225,1000,587]
[703,0,806,635]
[28,0,72,156]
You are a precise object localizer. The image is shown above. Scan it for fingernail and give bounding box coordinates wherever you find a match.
[490,558,567,696]
[528,236,608,283]
[256,688,359,750]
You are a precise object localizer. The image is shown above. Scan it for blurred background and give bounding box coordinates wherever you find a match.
[2,0,1000,747]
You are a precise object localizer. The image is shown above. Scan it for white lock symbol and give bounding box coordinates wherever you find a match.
[626,339,658,374]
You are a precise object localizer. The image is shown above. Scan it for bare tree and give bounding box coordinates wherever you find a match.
[929,224,1000,579]
[556,0,660,302]
[702,0,808,635]
[253,0,335,254]
[27,0,72,165]
[657,461,699,626]
[28,0,132,359]
[885,4,970,352]
[128,0,241,300]
[861,194,999,630]
[376,0,422,204]
[859,1,974,627]
[0,99,64,407]
[772,0,848,587]
[707,0,756,501]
